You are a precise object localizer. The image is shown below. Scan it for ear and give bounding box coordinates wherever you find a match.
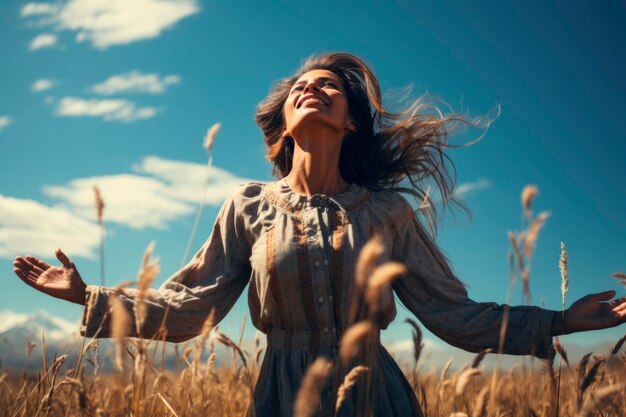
[346,120,357,133]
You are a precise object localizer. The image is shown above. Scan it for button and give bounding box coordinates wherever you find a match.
[323,259,329,266]
[314,260,321,268]
[318,297,324,304]
[323,326,329,333]
[328,295,333,301]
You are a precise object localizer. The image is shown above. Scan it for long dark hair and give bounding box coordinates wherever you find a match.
[255,52,496,237]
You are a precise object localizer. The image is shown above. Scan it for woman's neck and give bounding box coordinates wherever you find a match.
[284,136,348,196]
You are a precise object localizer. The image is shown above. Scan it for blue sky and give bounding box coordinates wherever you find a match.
[1,1,625,360]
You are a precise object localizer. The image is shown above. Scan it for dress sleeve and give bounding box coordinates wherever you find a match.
[390,202,557,360]
[80,187,252,343]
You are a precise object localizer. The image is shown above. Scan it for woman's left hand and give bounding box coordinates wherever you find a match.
[556,290,626,335]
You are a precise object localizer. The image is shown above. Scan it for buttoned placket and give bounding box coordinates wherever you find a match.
[305,198,338,338]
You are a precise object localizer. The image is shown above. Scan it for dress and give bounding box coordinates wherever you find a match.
[80,179,557,417]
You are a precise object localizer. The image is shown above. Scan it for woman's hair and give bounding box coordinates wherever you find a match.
[255,52,497,237]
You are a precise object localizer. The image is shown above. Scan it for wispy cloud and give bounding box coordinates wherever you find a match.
[21,0,200,50]
[0,194,100,259]
[387,337,441,354]
[89,71,181,95]
[20,2,60,17]
[54,97,159,122]
[0,115,13,131]
[32,79,56,92]
[44,156,252,229]
[29,33,58,50]
[2,156,252,259]
[453,178,491,199]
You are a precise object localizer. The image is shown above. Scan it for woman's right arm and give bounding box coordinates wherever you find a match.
[14,187,254,343]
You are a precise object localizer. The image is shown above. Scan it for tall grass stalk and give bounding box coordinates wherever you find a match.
[93,185,105,286]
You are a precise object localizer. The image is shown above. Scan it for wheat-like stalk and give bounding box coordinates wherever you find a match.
[365,262,407,313]
[611,272,626,289]
[355,235,384,289]
[339,321,376,365]
[109,294,131,372]
[576,384,622,417]
[134,241,160,336]
[293,357,332,417]
[455,368,481,396]
[215,331,248,369]
[335,365,369,413]
[472,386,489,417]
[93,185,106,286]
[203,123,221,152]
[405,318,424,367]
[181,122,221,267]
[521,184,538,219]
[560,242,569,313]
[554,337,570,367]
[470,348,493,369]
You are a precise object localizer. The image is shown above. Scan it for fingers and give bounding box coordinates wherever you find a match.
[13,266,39,290]
[26,255,51,270]
[55,248,73,268]
[587,290,616,302]
[13,256,45,276]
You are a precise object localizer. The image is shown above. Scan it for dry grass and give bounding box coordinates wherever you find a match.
[2,338,625,417]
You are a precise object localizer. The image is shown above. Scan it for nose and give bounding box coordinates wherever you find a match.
[303,80,321,94]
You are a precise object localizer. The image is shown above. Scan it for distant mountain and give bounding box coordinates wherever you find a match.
[0,309,245,372]
[0,310,83,370]
[1,309,620,373]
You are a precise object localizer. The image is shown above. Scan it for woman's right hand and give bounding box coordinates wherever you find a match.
[13,248,87,305]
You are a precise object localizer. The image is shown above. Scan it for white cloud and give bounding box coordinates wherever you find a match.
[1,156,251,259]
[90,71,181,95]
[454,178,491,199]
[32,78,56,92]
[0,115,13,131]
[387,337,441,354]
[21,0,200,50]
[44,156,252,229]
[54,97,159,122]
[0,194,100,259]
[20,3,60,17]
[29,33,58,50]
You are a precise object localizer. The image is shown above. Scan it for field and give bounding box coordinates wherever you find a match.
[0,330,625,417]
[4,181,625,417]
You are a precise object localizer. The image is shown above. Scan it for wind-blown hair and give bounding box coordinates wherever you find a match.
[255,52,497,237]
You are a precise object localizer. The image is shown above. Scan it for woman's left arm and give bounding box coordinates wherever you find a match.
[391,209,626,360]
[390,210,553,360]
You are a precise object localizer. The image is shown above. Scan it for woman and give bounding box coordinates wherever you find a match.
[13,52,626,417]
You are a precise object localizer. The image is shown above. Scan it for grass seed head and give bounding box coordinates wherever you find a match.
[560,242,569,311]
[294,357,333,417]
[365,262,407,312]
[93,185,105,225]
[203,123,221,152]
[335,365,369,413]
[355,235,385,288]
[339,321,376,364]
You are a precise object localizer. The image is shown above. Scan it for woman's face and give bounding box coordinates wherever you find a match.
[282,69,355,140]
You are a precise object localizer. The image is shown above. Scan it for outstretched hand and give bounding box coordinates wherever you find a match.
[555,290,626,335]
[13,249,87,305]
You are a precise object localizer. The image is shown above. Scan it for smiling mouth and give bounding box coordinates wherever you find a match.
[297,95,327,109]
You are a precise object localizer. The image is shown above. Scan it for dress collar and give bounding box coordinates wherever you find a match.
[263,179,370,213]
